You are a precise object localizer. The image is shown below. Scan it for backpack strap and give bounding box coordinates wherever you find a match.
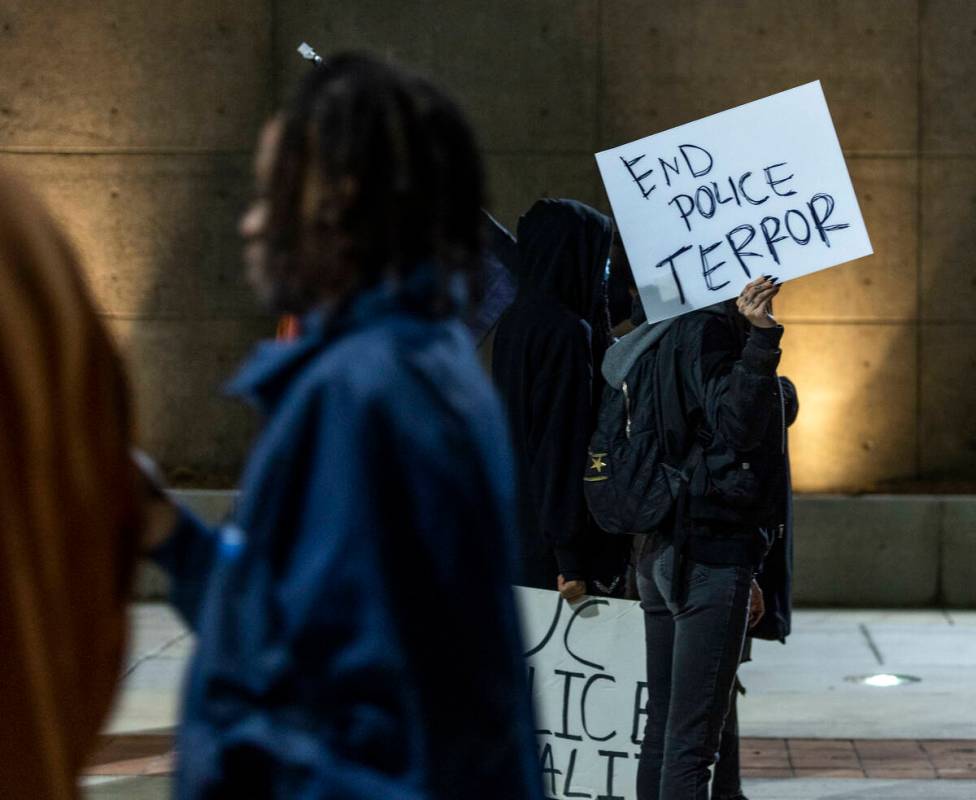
[669,437,705,603]
[650,318,710,602]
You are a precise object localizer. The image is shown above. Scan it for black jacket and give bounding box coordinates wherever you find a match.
[607,301,798,637]
[491,199,629,588]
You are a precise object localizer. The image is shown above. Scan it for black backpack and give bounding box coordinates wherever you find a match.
[583,340,701,536]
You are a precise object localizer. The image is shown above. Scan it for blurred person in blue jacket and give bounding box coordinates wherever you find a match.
[140,53,542,800]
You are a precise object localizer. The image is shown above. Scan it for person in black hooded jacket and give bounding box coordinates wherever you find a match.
[491,198,631,599]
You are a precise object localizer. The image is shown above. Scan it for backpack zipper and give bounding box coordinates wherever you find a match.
[622,380,632,439]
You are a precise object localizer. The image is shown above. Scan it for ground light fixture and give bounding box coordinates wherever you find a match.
[844,673,922,688]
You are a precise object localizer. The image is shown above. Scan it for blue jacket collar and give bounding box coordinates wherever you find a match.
[224,311,330,412]
[226,263,464,412]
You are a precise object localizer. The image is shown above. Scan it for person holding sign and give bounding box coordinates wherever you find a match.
[0,168,140,800]
[597,253,796,799]
[138,54,542,800]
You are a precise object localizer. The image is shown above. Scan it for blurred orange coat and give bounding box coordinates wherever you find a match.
[0,169,139,798]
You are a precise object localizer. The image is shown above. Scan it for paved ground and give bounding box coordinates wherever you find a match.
[740,737,976,780]
[83,732,976,779]
[82,605,976,799]
[85,776,976,800]
[741,609,976,740]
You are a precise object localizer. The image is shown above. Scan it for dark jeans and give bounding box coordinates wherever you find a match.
[712,682,743,799]
[636,541,752,800]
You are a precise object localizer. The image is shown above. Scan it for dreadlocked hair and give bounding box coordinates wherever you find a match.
[264,52,485,315]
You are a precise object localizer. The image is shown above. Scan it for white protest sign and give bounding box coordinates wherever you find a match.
[516,587,646,800]
[596,81,873,324]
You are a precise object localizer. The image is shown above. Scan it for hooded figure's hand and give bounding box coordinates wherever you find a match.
[557,575,587,603]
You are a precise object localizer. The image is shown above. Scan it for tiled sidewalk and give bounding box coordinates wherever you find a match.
[85,733,976,782]
[740,737,976,780]
[86,734,172,778]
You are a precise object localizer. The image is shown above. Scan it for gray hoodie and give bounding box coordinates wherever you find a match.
[601,318,676,389]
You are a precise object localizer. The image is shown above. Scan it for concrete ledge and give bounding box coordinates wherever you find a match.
[793,495,976,607]
[793,495,942,606]
[135,492,976,607]
[168,489,238,525]
[940,500,976,607]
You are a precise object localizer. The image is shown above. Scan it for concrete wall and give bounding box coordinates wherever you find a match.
[1,2,974,492]
[0,2,275,482]
[139,491,976,608]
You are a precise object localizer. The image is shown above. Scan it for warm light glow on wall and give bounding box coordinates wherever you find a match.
[779,314,916,494]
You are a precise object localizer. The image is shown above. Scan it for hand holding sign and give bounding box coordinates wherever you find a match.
[557,574,587,603]
[596,82,872,325]
[737,275,781,328]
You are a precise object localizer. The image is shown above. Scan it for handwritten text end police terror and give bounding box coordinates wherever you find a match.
[621,144,850,303]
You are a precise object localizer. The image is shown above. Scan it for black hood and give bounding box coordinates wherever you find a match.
[515,198,612,330]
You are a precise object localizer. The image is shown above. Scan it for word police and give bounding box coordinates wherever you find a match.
[621,143,851,303]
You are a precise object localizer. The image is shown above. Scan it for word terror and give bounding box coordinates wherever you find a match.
[620,141,852,303]
[654,191,850,303]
